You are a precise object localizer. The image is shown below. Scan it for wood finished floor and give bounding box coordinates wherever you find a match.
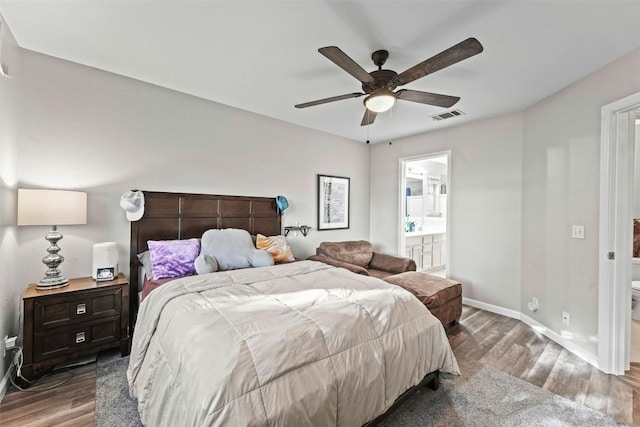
[0,305,638,426]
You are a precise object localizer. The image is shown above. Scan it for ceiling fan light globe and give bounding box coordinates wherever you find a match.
[364,92,396,113]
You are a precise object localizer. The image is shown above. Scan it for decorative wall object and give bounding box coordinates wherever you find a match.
[317,174,350,230]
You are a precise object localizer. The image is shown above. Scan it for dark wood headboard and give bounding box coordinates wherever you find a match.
[128,191,282,329]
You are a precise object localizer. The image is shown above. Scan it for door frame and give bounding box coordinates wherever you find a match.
[398,150,451,273]
[598,92,640,374]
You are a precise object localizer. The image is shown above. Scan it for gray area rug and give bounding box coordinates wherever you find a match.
[95,350,142,427]
[95,351,626,426]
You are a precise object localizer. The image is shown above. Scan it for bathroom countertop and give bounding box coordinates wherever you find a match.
[405,227,446,237]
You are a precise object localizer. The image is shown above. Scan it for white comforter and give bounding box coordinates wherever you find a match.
[127,260,459,426]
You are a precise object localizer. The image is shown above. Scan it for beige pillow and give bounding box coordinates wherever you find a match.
[256,234,295,263]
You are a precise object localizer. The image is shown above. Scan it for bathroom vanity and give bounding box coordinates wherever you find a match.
[405,230,446,272]
[403,157,448,272]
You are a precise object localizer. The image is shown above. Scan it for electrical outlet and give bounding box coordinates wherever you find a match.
[532,297,538,306]
[527,297,539,312]
[3,335,17,357]
[562,311,570,325]
[5,336,17,349]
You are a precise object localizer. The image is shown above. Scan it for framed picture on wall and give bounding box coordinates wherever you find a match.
[317,174,350,230]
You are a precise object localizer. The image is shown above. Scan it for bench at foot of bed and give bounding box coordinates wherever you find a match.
[383,272,462,327]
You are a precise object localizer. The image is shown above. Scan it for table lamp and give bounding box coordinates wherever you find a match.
[17,189,87,289]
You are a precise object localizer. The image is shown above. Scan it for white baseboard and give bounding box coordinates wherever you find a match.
[519,313,600,369]
[462,297,521,320]
[463,297,600,370]
[0,361,14,404]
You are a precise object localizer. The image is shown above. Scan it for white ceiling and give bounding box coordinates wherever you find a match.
[1,1,639,144]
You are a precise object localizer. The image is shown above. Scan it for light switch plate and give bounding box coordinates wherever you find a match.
[571,225,585,239]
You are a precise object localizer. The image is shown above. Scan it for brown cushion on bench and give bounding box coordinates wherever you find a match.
[383,272,461,309]
[383,272,462,326]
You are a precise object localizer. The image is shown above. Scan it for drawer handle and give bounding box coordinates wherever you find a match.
[75,332,86,344]
[76,303,86,315]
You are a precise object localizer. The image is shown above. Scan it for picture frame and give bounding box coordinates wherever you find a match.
[317,174,350,230]
[96,267,115,282]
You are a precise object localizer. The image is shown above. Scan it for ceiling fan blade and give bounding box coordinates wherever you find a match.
[319,46,375,84]
[295,92,365,108]
[361,109,377,126]
[396,89,460,108]
[393,38,483,86]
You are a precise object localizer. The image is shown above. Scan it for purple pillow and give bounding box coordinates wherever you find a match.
[147,238,200,279]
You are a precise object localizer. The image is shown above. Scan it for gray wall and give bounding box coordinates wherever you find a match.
[521,48,640,356]
[15,50,371,291]
[370,47,640,359]
[370,112,524,312]
[0,14,20,397]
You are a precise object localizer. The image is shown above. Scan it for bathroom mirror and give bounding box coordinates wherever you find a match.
[634,219,640,258]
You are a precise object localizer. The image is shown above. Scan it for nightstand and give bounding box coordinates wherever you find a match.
[21,273,129,382]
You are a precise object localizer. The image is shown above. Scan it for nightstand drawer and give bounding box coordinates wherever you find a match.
[33,316,121,362]
[33,287,122,331]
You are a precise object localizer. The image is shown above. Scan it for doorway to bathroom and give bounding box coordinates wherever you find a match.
[598,92,640,374]
[399,151,450,277]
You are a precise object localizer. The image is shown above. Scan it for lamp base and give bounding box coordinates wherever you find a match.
[37,276,69,290]
[36,225,70,290]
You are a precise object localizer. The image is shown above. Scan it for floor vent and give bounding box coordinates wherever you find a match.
[432,109,465,121]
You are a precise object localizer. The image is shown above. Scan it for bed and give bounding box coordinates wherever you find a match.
[126,191,460,426]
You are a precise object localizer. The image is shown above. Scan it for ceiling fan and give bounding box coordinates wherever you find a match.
[295,38,483,126]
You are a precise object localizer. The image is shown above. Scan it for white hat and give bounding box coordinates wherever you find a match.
[120,190,144,221]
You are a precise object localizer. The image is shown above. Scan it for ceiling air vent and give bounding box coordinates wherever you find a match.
[432,109,465,121]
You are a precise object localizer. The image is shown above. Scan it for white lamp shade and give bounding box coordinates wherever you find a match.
[17,189,87,226]
[364,90,396,113]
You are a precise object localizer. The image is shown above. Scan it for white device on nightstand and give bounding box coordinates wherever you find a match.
[92,242,119,280]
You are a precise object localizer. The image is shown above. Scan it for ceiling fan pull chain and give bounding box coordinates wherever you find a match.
[366,113,370,143]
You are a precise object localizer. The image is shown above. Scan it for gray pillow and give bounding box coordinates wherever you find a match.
[250,250,275,268]
[195,254,219,275]
[199,228,274,271]
[137,251,153,279]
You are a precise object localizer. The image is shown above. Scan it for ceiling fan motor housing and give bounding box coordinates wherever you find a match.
[362,69,398,94]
